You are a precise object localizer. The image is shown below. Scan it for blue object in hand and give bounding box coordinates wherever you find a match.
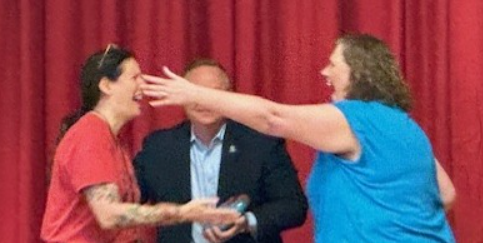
[217,194,250,231]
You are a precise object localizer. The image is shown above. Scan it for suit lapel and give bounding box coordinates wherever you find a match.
[175,123,193,243]
[178,122,192,202]
[218,121,243,199]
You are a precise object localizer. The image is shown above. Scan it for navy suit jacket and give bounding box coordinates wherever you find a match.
[134,121,308,243]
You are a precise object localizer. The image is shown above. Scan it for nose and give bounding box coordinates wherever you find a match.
[136,75,146,86]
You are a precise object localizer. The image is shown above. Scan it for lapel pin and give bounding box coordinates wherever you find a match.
[229,145,237,153]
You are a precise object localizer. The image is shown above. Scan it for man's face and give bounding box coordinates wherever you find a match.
[184,66,231,127]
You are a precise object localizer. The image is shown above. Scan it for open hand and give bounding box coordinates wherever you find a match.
[179,198,240,226]
[141,66,198,107]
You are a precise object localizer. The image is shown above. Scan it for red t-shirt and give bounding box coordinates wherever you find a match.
[41,113,142,243]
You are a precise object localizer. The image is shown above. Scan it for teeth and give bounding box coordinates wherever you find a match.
[133,93,143,101]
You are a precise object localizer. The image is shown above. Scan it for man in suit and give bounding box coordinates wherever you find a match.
[134,58,307,243]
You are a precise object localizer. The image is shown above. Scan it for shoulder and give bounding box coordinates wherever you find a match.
[334,100,402,114]
[333,100,370,113]
[333,100,406,123]
[138,121,190,154]
[143,121,189,142]
[59,113,112,149]
[135,121,189,165]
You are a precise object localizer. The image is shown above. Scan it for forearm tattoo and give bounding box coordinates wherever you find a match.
[84,183,120,203]
[83,183,181,227]
[114,203,181,227]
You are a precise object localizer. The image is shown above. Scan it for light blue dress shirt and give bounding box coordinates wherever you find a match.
[190,124,257,243]
[190,125,226,243]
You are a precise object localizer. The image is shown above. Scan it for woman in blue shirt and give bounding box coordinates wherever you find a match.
[142,33,456,243]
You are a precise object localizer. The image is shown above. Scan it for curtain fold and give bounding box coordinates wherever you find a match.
[1,0,481,242]
[448,1,483,241]
[1,1,46,243]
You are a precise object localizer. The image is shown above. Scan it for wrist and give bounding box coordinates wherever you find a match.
[154,203,185,225]
[173,204,185,223]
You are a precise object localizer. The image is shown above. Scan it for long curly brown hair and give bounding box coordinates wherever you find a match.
[338,34,412,112]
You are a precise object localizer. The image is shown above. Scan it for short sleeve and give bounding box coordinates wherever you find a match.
[60,117,119,192]
[333,100,368,161]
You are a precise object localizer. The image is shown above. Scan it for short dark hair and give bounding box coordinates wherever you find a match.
[183,58,232,90]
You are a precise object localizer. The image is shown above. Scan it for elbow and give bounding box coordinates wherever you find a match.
[98,223,116,230]
[97,218,118,230]
[94,214,123,230]
[264,120,279,137]
[247,101,288,138]
[264,113,286,138]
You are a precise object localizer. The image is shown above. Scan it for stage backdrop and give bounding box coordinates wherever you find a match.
[1,0,482,242]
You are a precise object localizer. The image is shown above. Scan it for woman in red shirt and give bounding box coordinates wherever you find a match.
[41,45,239,243]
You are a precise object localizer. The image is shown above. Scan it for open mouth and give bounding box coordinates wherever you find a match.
[133,93,143,101]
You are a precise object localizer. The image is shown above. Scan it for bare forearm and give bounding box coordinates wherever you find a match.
[144,71,288,137]
[144,71,359,152]
[100,202,183,228]
[193,85,282,136]
[83,183,184,229]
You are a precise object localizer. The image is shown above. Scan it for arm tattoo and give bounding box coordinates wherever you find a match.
[83,183,181,227]
[116,205,164,227]
[84,183,121,203]
[115,204,181,227]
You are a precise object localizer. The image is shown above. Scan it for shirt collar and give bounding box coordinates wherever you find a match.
[190,123,227,146]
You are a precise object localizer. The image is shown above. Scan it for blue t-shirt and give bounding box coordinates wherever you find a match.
[306,100,455,243]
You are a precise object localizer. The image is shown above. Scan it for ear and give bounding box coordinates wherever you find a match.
[98,77,113,95]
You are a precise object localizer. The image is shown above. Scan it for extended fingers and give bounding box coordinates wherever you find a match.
[141,74,170,101]
[203,228,221,243]
[142,74,169,84]
[141,69,196,107]
[162,66,184,80]
[143,90,167,98]
[203,224,238,243]
[148,99,169,107]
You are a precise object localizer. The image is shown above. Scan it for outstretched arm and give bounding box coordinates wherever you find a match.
[83,183,239,229]
[142,68,359,157]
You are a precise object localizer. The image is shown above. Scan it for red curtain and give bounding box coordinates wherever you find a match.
[1,0,482,242]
